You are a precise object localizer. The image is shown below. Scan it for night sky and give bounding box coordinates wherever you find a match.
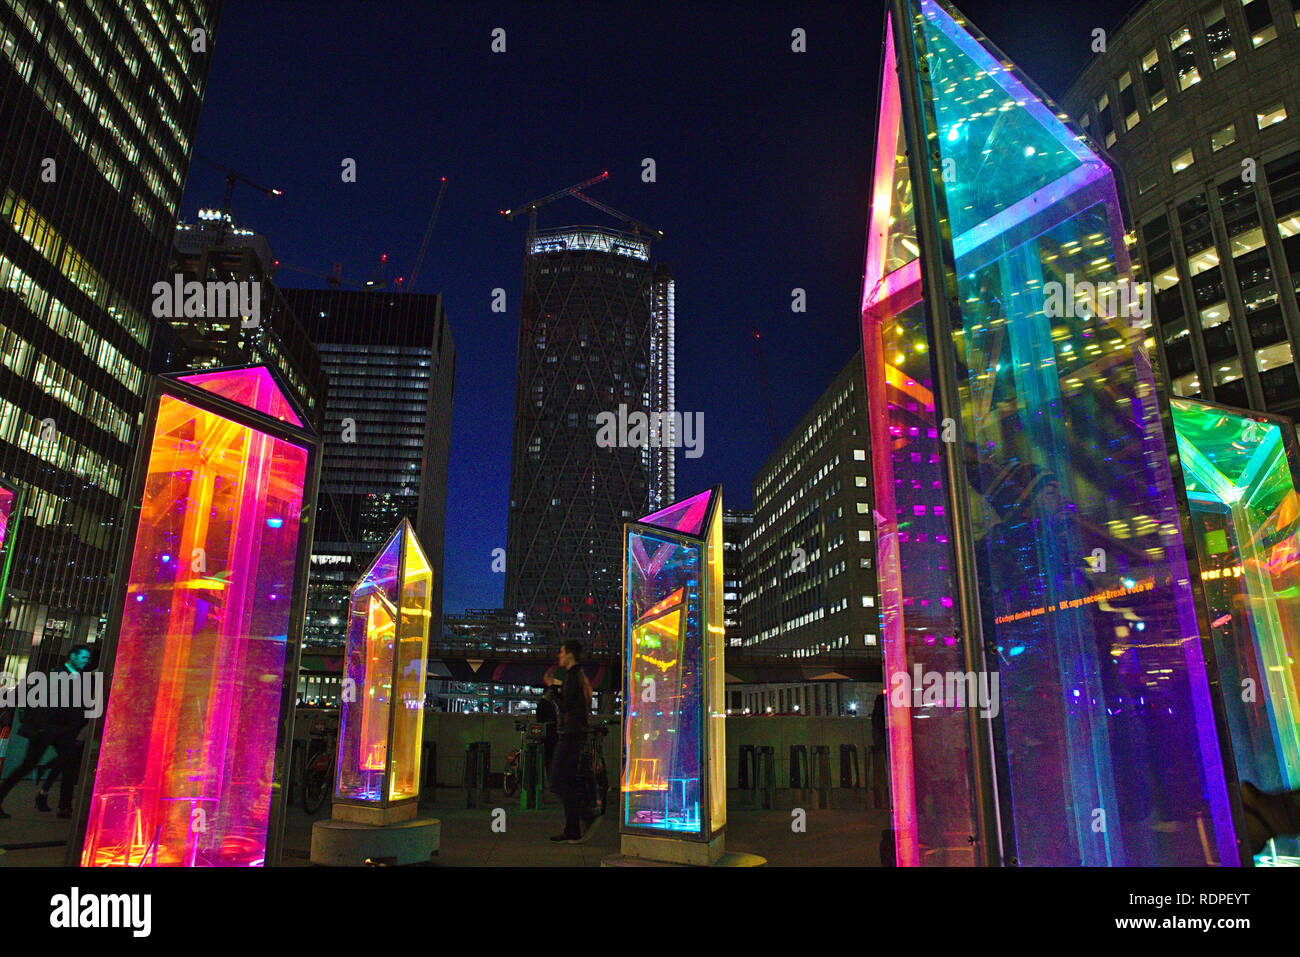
[181,0,1135,615]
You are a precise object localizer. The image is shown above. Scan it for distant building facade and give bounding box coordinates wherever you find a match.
[504,226,674,651]
[284,288,455,653]
[722,508,752,646]
[1063,0,1300,416]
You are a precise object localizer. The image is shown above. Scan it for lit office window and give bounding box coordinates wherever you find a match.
[1117,72,1139,129]
[1098,93,1116,146]
[1210,123,1236,151]
[1142,48,1167,110]
[1172,147,1195,173]
[1203,3,1236,68]
[1255,341,1295,373]
[1257,103,1288,129]
[1169,26,1200,90]
[1243,0,1277,45]
[1213,357,1243,386]
[1172,372,1201,396]
[1199,301,1229,329]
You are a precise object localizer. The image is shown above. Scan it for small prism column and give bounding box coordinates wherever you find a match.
[617,487,727,866]
[71,365,320,867]
[0,477,22,616]
[310,519,440,865]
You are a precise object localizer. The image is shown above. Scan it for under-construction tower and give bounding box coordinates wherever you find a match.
[503,177,675,650]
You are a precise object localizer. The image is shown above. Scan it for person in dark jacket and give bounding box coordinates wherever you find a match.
[0,645,93,818]
[547,641,600,844]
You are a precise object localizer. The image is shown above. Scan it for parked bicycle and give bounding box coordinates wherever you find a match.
[589,718,612,817]
[503,718,550,798]
[301,715,338,813]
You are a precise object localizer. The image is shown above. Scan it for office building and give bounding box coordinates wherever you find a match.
[504,226,674,650]
[283,288,455,654]
[1063,0,1300,415]
[0,0,221,667]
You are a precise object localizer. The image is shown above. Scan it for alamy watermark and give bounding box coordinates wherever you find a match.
[0,670,103,719]
[889,664,1000,718]
[1043,275,1149,322]
[151,274,261,328]
[595,403,703,459]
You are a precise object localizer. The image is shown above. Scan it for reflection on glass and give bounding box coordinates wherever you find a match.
[1172,400,1300,865]
[82,372,310,867]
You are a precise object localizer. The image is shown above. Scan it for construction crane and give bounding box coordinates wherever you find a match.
[752,327,779,448]
[401,176,448,293]
[194,154,282,236]
[501,171,611,242]
[570,189,664,240]
[274,261,366,289]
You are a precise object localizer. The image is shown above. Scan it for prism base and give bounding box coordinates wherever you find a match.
[614,832,727,866]
[309,817,440,866]
[331,800,418,826]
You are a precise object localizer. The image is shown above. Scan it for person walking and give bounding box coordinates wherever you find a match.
[0,645,93,819]
[548,641,601,844]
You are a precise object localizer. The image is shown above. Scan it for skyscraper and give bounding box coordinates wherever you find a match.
[0,0,221,665]
[504,225,674,650]
[282,288,455,657]
[159,217,327,430]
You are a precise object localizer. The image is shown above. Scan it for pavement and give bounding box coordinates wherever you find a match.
[1,778,889,866]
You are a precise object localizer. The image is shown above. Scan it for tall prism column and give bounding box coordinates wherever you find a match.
[861,0,1244,865]
[71,366,320,867]
[1171,399,1300,865]
[616,487,727,866]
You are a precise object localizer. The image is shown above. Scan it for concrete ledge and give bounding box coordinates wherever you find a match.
[331,801,418,826]
[310,817,440,866]
[617,831,726,866]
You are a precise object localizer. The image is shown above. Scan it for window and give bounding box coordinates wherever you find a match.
[1172,371,1202,396]
[1097,93,1116,146]
[1172,147,1195,173]
[1213,357,1243,386]
[1210,123,1236,151]
[1258,103,1288,129]
[1115,72,1137,131]
[1142,48,1166,110]
[1256,341,1294,373]
[853,449,865,461]
[1169,26,1200,90]
[1138,168,1158,195]
[1203,3,1236,68]
[1243,0,1276,45]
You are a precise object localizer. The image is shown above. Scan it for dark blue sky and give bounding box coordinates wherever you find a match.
[182,0,1133,615]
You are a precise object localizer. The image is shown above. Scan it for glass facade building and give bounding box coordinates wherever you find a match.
[1171,398,1300,864]
[73,365,319,867]
[505,229,675,651]
[622,487,725,842]
[0,0,221,670]
[862,0,1242,865]
[283,288,455,665]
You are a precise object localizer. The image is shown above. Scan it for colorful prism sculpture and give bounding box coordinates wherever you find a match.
[331,519,433,821]
[620,487,726,864]
[73,365,320,867]
[1171,398,1300,865]
[860,0,1241,865]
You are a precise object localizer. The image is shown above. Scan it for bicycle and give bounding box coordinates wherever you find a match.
[301,715,338,814]
[588,718,612,817]
[503,718,550,799]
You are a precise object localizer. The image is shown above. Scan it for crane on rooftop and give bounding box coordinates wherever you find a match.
[194,154,282,239]
[501,171,663,244]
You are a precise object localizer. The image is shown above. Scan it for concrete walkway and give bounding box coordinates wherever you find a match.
[1,779,889,866]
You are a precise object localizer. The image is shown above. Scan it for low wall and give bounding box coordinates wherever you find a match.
[292,710,878,791]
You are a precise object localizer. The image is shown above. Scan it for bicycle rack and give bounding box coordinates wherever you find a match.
[789,744,810,793]
[839,743,860,790]
[420,742,436,805]
[464,741,491,807]
[520,740,544,810]
[754,745,775,809]
[811,745,831,809]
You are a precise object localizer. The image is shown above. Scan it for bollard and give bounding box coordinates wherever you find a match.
[811,745,831,809]
[464,741,491,807]
[521,739,543,810]
[756,745,775,810]
[839,743,860,790]
[738,743,756,791]
[420,742,437,805]
[788,744,809,790]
